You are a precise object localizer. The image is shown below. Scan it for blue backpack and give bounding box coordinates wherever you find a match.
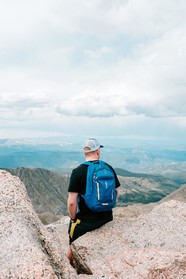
[82,160,117,212]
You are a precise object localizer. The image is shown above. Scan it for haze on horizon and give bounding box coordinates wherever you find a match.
[0,0,186,145]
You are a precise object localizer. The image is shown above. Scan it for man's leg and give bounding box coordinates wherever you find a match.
[67,217,112,261]
[66,245,73,262]
[67,219,81,264]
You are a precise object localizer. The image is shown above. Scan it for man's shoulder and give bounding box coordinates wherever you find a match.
[73,163,87,170]
[71,163,88,175]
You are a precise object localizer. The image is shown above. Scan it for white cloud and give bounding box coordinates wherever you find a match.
[56,86,186,119]
[0,0,186,141]
[56,92,128,118]
[0,91,49,110]
[84,47,114,59]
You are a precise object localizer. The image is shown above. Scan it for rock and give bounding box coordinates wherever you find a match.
[1,169,186,279]
[0,170,77,278]
[71,200,186,278]
[46,216,70,254]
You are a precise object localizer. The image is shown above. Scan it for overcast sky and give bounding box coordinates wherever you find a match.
[0,0,186,145]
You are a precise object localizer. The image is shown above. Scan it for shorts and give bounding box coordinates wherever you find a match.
[68,216,113,244]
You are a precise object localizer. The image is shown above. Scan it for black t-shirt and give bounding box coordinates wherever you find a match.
[68,160,120,221]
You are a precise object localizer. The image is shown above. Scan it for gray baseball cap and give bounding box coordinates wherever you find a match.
[84,138,104,153]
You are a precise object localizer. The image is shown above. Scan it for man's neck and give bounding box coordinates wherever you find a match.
[85,155,99,161]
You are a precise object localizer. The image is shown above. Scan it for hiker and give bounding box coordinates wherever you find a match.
[67,138,120,262]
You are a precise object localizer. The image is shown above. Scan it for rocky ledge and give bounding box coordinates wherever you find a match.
[0,170,186,278]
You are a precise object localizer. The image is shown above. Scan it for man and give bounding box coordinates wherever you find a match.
[67,138,120,262]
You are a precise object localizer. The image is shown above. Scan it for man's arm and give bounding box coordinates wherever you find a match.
[67,192,78,221]
[116,187,120,200]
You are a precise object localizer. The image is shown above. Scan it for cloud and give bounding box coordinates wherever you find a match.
[56,21,186,120]
[56,87,186,119]
[0,0,186,141]
[84,47,115,59]
[42,0,185,38]
[56,93,128,118]
[0,90,50,122]
[0,90,49,109]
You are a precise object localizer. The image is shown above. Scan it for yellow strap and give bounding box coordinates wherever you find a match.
[69,219,81,239]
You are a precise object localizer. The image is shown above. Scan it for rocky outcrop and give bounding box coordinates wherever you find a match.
[0,170,76,278]
[70,200,186,278]
[4,167,70,221]
[1,169,186,278]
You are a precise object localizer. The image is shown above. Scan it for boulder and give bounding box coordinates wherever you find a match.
[0,170,77,278]
[71,200,186,278]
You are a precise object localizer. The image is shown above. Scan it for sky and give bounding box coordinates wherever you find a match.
[0,0,186,145]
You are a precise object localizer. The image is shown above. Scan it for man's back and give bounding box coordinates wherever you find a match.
[81,160,117,212]
[68,161,116,220]
[67,138,120,263]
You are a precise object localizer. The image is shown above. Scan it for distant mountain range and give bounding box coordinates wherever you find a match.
[3,167,183,224]
[0,137,186,183]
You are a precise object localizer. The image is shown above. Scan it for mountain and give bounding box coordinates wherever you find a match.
[1,137,186,183]
[113,183,186,221]
[160,184,186,203]
[3,167,182,224]
[116,168,181,205]
[0,149,84,172]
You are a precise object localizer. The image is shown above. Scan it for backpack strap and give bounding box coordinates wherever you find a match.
[81,160,99,198]
[82,161,91,166]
